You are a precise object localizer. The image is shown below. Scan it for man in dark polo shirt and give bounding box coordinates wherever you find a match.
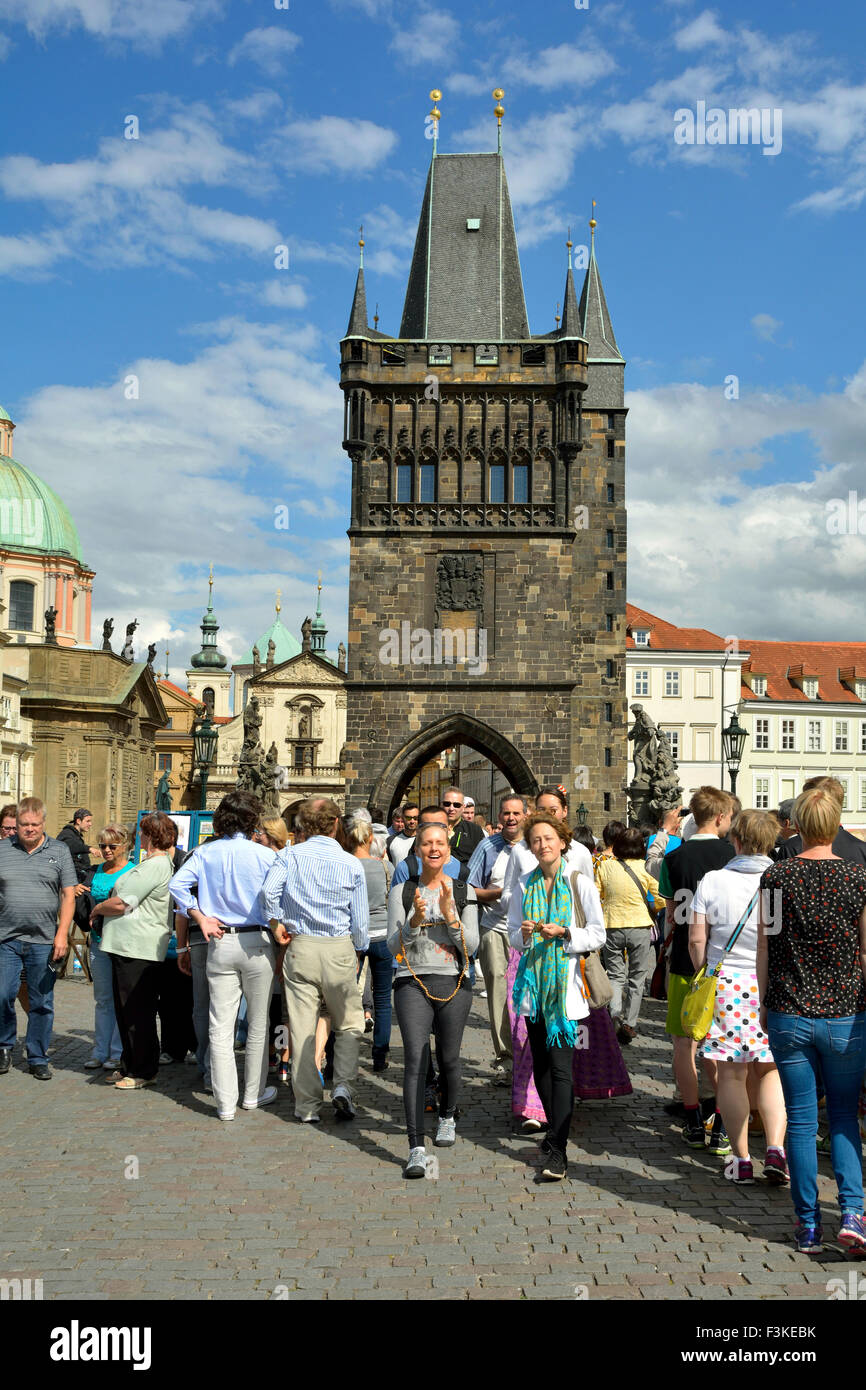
[774,776,866,866]
[0,797,77,1080]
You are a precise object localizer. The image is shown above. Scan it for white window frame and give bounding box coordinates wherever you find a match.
[859,777,866,814]
[664,669,680,698]
[838,776,850,811]
[633,629,649,647]
[752,676,767,696]
[754,776,770,810]
[808,719,823,753]
[835,719,850,753]
[663,729,680,761]
[780,717,796,752]
[861,722,866,755]
[694,669,713,699]
[803,678,818,699]
[633,669,649,697]
[754,717,770,751]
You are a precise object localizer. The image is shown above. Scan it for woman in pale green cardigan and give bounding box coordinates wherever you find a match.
[96,813,176,1090]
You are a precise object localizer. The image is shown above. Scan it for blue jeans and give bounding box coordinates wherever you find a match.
[89,935,122,1062]
[358,938,394,1064]
[766,1010,866,1225]
[0,939,56,1065]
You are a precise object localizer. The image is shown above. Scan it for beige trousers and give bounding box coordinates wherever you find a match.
[477,928,513,1062]
[282,934,364,1118]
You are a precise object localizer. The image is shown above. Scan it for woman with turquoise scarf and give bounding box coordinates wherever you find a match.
[508,812,606,1180]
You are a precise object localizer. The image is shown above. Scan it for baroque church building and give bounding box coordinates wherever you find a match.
[340,96,627,822]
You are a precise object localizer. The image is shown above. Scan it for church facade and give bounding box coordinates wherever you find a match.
[339,107,627,822]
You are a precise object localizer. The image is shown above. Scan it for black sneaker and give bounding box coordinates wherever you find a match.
[683,1116,706,1149]
[541,1149,567,1181]
[706,1114,732,1156]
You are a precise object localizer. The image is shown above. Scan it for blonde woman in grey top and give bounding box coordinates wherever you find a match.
[387,823,479,1178]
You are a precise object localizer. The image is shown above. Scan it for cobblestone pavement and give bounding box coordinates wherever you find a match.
[0,977,856,1301]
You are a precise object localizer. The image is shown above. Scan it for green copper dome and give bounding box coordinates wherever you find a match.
[0,453,83,562]
[240,615,301,667]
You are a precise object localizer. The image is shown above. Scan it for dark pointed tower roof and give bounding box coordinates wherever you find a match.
[578,228,623,363]
[400,152,530,340]
[190,566,227,670]
[346,267,368,336]
[558,233,582,338]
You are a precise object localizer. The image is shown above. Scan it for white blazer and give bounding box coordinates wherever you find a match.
[507,865,606,1022]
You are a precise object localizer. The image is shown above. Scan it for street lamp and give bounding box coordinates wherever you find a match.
[575,802,588,826]
[721,710,748,797]
[192,712,218,811]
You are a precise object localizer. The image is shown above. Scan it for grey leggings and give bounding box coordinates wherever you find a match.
[393,976,473,1147]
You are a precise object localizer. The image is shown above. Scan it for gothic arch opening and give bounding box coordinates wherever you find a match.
[364,713,539,818]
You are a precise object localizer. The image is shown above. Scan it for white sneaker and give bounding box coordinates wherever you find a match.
[218,1111,235,1122]
[242,1085,277,1110]
[103,1058,122,1071]
[84,1058,103,1070]
[333,1083,355,1121]
[434,1116,457,1147]
[403,1146,428,1178]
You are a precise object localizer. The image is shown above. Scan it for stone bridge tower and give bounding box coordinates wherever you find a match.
[339,94,627,820]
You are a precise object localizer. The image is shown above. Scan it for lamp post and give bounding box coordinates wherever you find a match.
[721,710,748,797]
[575,802,588,827]
[192,712,218,811]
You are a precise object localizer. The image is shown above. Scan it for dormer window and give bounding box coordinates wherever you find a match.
[633,629,649,647]
[856,680,866,701]
[752,676,767,696]
[804,678,819,700]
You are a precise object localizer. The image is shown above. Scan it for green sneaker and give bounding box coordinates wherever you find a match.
[706,1114,732,1156]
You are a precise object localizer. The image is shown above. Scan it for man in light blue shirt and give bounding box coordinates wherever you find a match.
[262,797,368,1125]
[391,806,463,886]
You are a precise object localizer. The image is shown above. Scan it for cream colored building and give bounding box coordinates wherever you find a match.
[626,605,746,803]
[0,599,34,801]
[740,641,866,828]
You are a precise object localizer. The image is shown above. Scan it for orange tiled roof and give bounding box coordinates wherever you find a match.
[625,603,728,652]
[741,641,866,704]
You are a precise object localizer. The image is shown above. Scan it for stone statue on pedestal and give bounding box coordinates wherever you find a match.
[266,638,276,669]
[262,741,282,815]
[156,770,172,812]
[338,641,347,672]
[102,618,114,652]
[120,620,138,663]
[301,616,312,653]
[236,694,266,801]
[147,643,157,668]
[627,703,681,827]
[44,607,59,644]
[252,643,261,676]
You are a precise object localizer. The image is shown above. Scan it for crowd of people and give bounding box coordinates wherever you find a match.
[2,773,866,1255]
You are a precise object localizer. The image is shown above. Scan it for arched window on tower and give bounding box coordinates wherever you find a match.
[8,581,34,632]
[419,461,436,503]
[396,463,412,502]
[489,463,505,503]
[202,687,215,713]
[512,464,529,503]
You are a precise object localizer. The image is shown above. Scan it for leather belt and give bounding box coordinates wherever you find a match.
[220,925,268,935]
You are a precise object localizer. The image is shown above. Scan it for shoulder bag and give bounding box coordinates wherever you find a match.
[569,870,613,1010]
[680,887,761,1041]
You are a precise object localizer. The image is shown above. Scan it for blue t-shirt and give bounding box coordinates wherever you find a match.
[648,833,682,856]
[90,863,132,942]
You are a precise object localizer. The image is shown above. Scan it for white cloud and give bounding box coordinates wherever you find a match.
[0,0,221,44]
[389,8,459,66]
[751,313,782,342]
[673,9,730,51]
[0,31,10,58]
[225,91,283,123]
[278,116,398,174]
[627,365,866,640]
[227,27,301,77]
[503,42,616,90]
[15,317,349,667]
[0,232,62,275]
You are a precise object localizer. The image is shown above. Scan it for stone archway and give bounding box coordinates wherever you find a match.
[367,713,538,818]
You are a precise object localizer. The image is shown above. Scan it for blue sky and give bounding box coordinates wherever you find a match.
[1,0,865,684]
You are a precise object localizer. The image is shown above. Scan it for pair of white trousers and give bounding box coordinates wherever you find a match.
[206,930,275,1117]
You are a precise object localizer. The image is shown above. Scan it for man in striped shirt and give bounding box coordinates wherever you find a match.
[261,798,369,1124]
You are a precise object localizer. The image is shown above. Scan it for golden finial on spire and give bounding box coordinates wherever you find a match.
[429,89,442,154]
[566,225,573,271]
[275,587,282,615]
[492,88,505,151]
[589,199,597,241]
[317,569,323,594]
[374,301,379,329]
[164,648,169,678]
[358,223,364,268]
[554,301,561,327]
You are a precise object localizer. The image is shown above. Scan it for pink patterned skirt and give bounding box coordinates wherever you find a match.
[506,946,632,1121]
